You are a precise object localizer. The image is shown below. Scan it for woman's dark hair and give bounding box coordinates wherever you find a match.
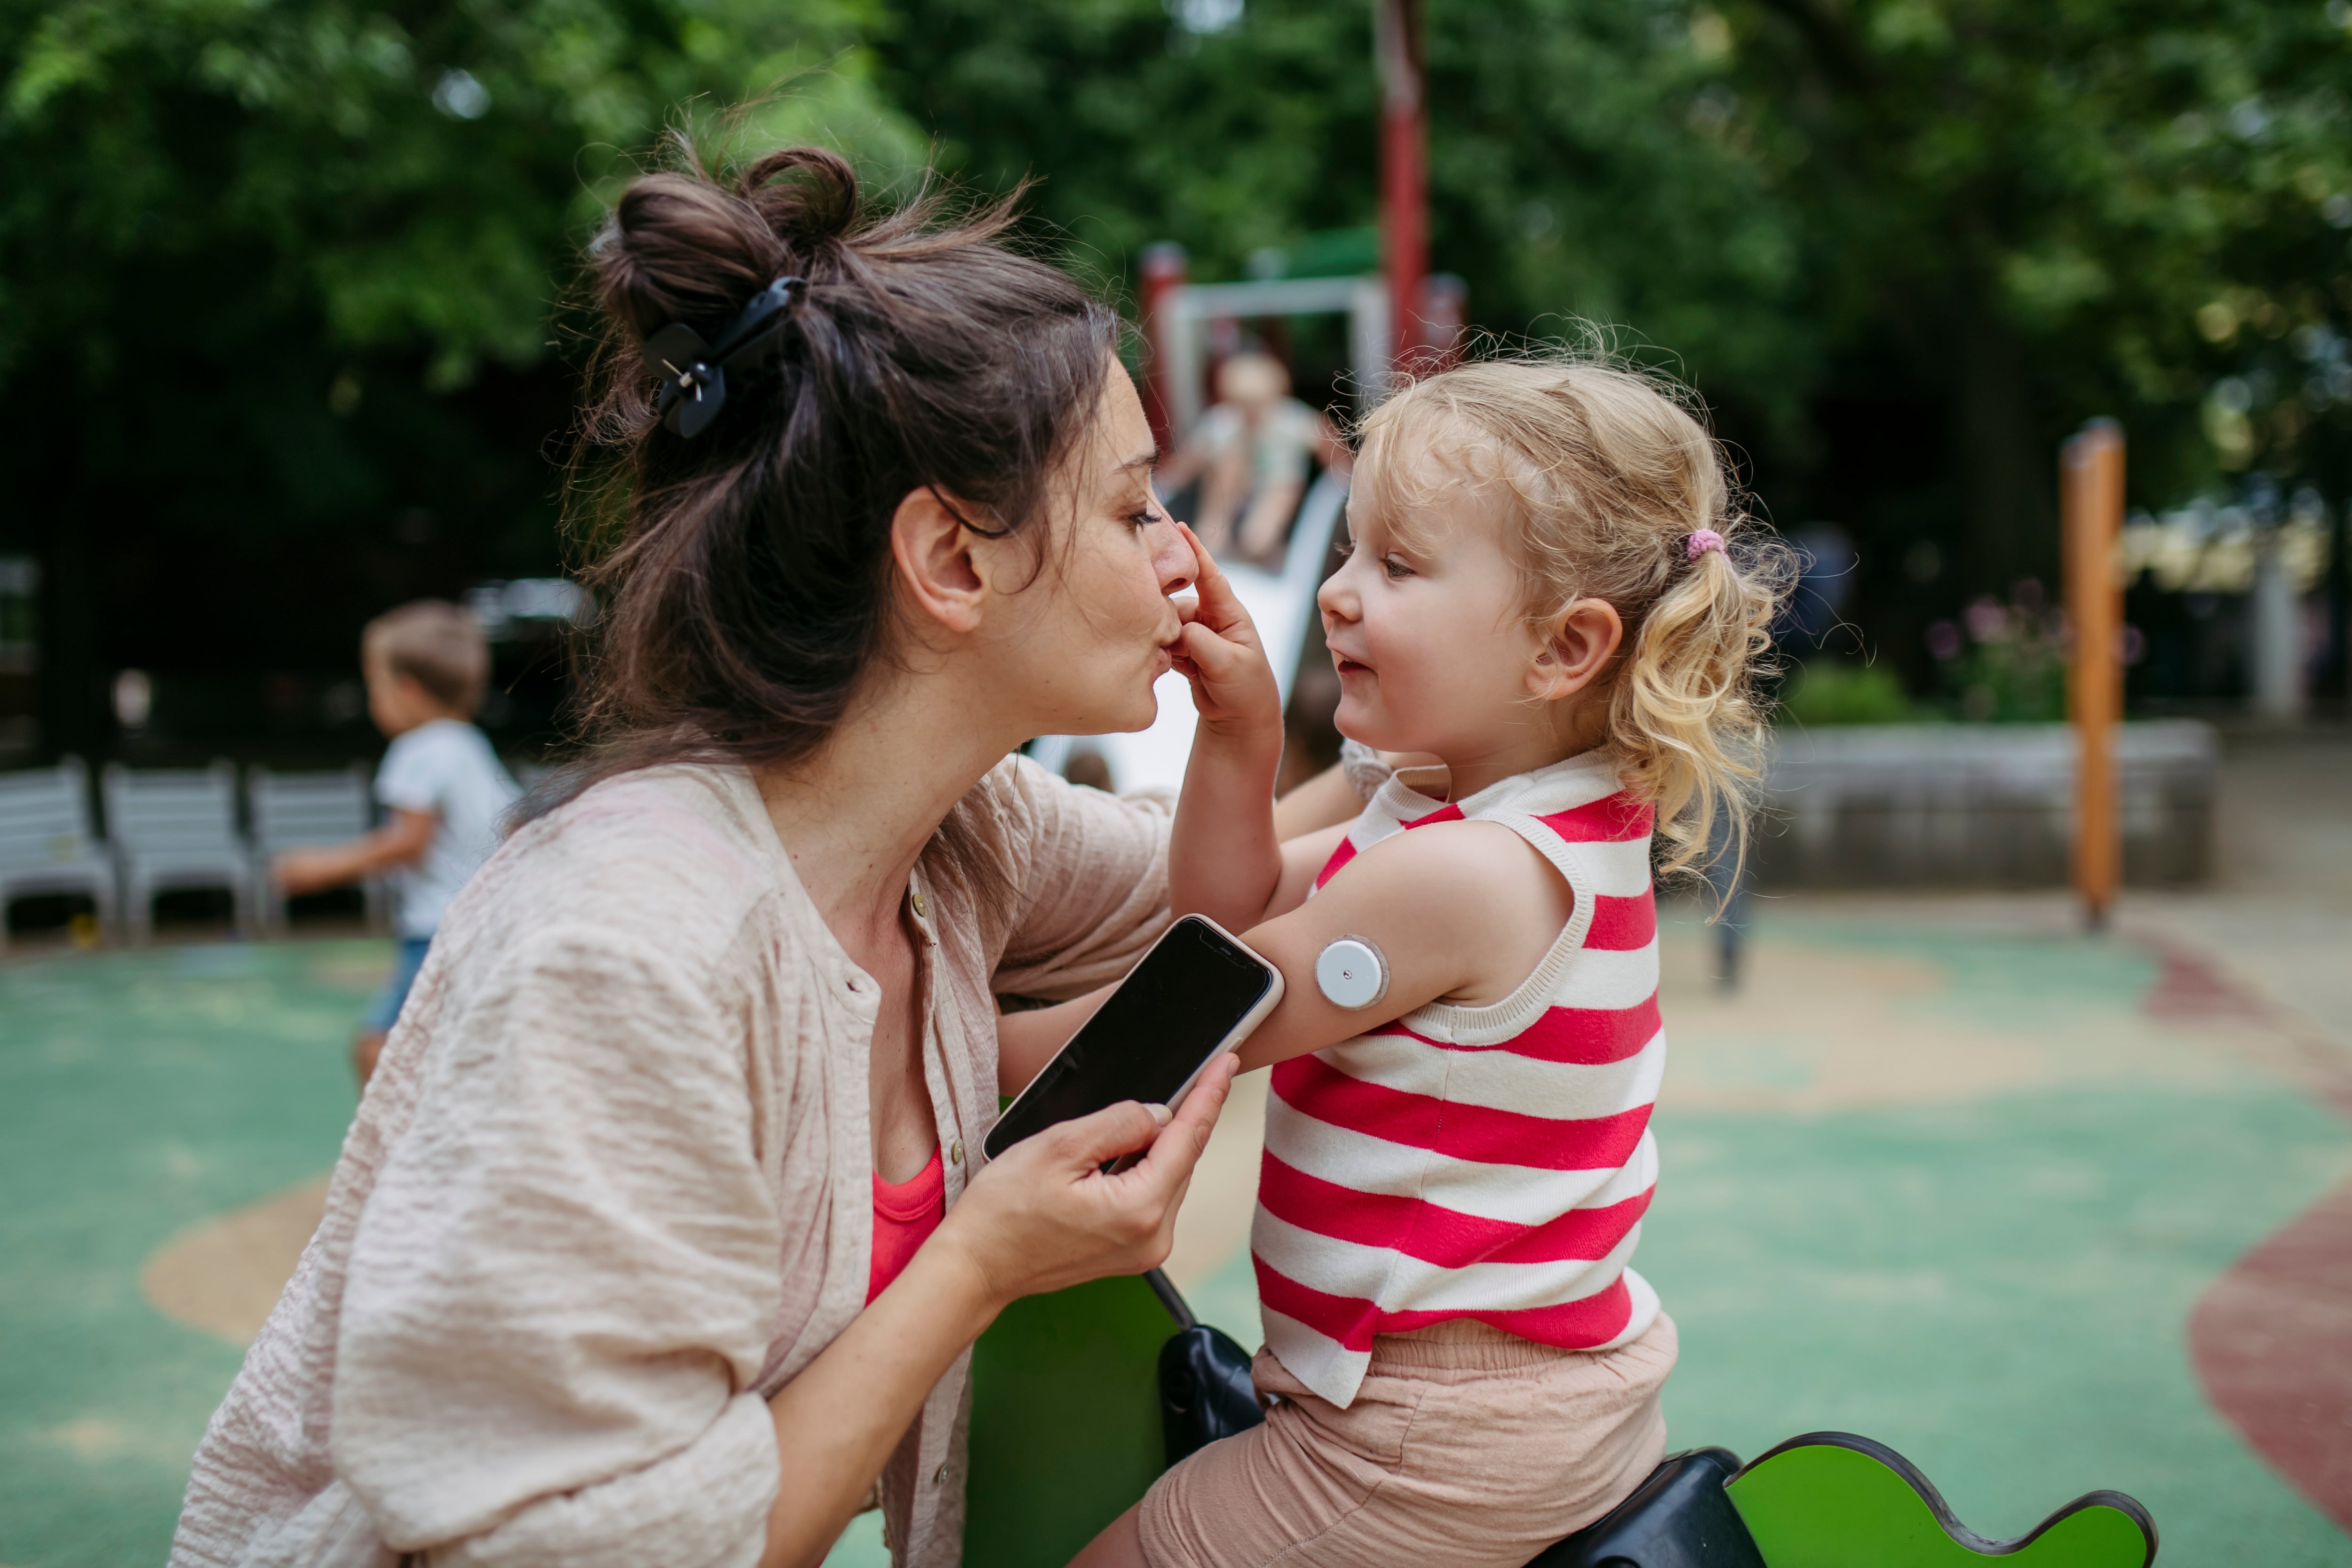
[539,143,1119,813]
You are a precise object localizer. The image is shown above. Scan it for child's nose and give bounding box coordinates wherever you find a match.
[1317,574,1356,624]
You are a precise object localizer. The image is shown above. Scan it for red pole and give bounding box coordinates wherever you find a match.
[1138,243,1188,454]
[1378,0,1426,382]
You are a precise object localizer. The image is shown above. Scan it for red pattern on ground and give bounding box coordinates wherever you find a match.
[2144,939,2352,1532]
[2186,1176,2352,1533]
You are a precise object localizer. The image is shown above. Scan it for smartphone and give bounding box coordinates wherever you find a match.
[984,915,1284,1162]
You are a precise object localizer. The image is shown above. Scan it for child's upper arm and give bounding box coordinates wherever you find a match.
[995,985,1113,1097]
[1234,820,1575,1072]
[1263,822,1351,921]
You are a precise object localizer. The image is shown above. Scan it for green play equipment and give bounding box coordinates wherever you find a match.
[963,1277,2160,1568]
[1538,1433,2158,1567]
[1724,1433,2157,1568]
[963,1275,1173,1568]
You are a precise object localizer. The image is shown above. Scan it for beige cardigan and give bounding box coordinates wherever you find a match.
[171,758,1174,1568]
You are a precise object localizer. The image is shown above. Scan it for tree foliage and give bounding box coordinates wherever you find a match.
[0,0,919,747]
[882,0,2352,613]
[2,0,2346,747]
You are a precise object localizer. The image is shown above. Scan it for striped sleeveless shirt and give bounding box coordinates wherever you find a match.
[1251,749,1664,1408]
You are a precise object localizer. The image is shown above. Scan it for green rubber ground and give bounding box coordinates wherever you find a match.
[2,912,2347,1566]
[0,941,377,1568]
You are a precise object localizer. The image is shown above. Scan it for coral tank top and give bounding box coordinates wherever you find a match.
[868,1145,946,1304]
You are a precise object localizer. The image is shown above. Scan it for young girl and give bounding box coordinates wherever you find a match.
[1065,357,1789,1568]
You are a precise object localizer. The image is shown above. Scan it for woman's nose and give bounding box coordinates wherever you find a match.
[1151,515,1195,597]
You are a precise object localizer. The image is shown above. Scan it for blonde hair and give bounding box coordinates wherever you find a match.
[1355,353,1793,885]
[363,600,492,716]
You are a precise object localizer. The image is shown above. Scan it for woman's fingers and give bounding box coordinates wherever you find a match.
[1124,1052,1237,1200]
[946,1056,1241,1302]
[1042,1098,1168,1175]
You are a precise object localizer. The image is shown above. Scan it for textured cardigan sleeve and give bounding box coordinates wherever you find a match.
[331,919,786,1568]
[981,757,1176,1001]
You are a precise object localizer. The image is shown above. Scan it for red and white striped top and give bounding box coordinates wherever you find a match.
[1252,749,1664,1408]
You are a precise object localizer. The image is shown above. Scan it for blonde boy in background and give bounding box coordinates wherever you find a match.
[273,601,519,1083]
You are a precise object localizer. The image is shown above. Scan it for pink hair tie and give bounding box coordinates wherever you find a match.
[1686,528,1726,561]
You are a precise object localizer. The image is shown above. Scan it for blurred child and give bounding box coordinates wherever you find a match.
[1157,351,1347,567]
[1062,356,1791,1568]
[273,601,518,1083]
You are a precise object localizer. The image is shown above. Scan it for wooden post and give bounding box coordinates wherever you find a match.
[1377,0,1427,383]
[2062,418,2125,929]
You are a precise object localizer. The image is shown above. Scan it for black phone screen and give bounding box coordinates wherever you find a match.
[985,916,1275,1160]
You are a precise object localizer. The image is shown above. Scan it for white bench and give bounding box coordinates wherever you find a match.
[103,761,257,940]
[1760,720,2220,887]
[0,757,116,948]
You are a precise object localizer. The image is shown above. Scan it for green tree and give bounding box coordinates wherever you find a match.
[1706,0,2352,591]
[876,0,1812,420]
[882,0,2352,689]
[0,0,919,751]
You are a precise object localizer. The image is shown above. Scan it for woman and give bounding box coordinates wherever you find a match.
[171,147,1270,1568]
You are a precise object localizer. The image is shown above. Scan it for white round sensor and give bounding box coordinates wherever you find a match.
[1315,936,1389,1011]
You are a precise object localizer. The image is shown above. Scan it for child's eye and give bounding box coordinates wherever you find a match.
[1382,555,1414,580]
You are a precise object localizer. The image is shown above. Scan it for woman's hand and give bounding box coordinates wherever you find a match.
[1169,523,1282,752]
[759,1056,1239,1568]
[938,1052,1241,1308]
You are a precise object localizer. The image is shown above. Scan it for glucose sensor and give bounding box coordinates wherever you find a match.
[1315,936,1389,1011]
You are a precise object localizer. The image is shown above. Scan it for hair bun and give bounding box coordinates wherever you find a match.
[596,143,858,343]
[738,146,859,250]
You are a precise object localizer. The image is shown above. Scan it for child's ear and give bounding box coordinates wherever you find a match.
[392,673,439,712]
[1526,597,1624,702]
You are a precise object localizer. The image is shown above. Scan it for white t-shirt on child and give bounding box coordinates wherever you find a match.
[375,719,521,940]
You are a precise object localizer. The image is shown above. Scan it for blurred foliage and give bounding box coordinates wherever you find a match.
[1706,0,2352,561]
[0,0,919,745]
[1924,588,2071,722]
[874,0,1813,432]
[4,0,2351,744]
[1780,660,1918,725]
[875,0,2352,705]
[0,0,918,391]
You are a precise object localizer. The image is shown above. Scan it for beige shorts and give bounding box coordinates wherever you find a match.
[1137,1314,1676,1568]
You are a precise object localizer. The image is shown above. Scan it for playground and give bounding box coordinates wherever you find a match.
[2,734,2346,1568]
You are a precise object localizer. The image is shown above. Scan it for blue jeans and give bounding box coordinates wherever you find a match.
[361,937,432,1036]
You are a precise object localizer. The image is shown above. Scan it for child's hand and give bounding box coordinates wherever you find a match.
[1171,523,1282,750]
[271,847,339,896]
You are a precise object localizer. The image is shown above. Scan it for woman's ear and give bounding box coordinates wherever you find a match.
[1526,597,1624,702]
[889,486,989,637]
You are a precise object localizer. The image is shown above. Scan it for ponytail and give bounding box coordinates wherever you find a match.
[1613,534,1784,883]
